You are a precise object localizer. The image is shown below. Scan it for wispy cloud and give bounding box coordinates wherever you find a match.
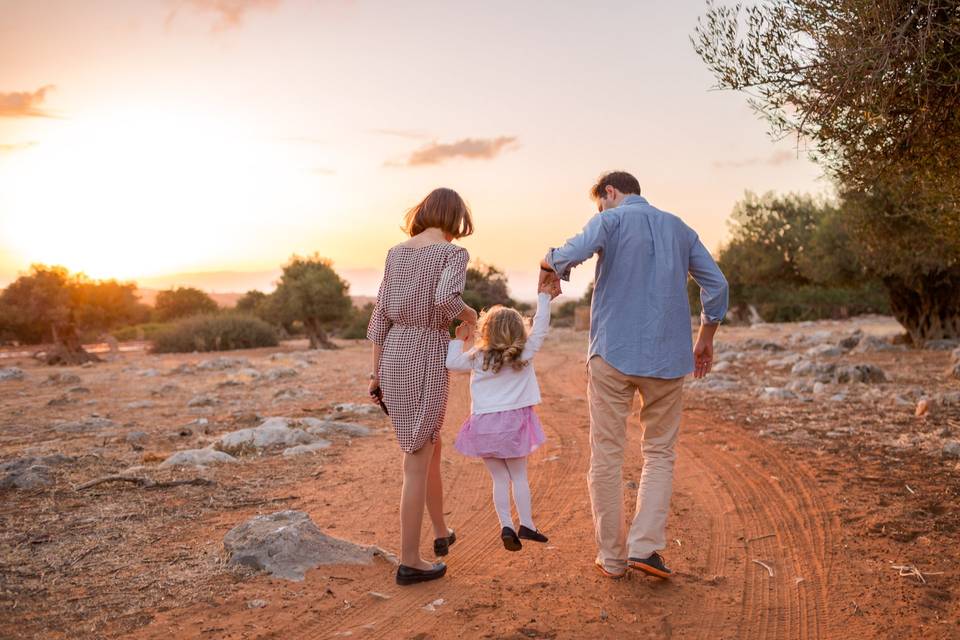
[167,0,283,31]
[0,86,55,118]
[399,136,519,167]
[713,150,795,169]
[371,128,430,140]
[0,142,37,153]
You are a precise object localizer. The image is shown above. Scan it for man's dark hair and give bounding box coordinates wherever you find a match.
[590,171,642,200]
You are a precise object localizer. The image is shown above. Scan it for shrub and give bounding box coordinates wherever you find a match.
[111,322,169,342]
[154,287,219,322]
[151,314,278,353]
[341,303,374,340]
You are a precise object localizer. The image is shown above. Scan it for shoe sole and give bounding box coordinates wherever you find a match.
[517,535,548,543]
[594,561,626,579]
[501,535,522,552]
[396,567,447,586]
[627,560,671,579]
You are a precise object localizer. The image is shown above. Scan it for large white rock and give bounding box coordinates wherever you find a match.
[160,447,238,467]
[217,417,316,455]
[223,510,377,581]
[282,441,332,456]
[305,420,373,438]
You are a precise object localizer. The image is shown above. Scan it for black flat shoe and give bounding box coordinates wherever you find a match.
[517,525,549,543]
[433,529,456,556]
[395,562,447,586]
[501,526,522,552]
[628,552,672,578]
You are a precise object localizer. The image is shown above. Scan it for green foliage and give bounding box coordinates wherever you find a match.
[151,314,278,353]
[341,303,374,340]
[0,264,150,344]
[273,254,351,348]
[154,287,219,322]
[111,322,169,342]
[463,262,514,312]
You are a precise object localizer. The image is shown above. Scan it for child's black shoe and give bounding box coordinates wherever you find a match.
[501,526,522,551]
[517,525,549,543]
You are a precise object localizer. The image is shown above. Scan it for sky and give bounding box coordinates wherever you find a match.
[0,0,829,299]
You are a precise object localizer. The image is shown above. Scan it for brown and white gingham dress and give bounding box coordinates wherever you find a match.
[367,243,469,453]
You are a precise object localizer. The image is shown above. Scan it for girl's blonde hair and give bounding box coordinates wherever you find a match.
[475,305,529,373]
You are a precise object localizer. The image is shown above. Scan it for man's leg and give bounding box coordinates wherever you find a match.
[626,376,684,561]
[587,356,637,575]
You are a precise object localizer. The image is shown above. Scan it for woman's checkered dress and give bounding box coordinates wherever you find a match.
[367,243,469,453]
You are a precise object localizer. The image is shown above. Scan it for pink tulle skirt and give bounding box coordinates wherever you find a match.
[454,406,547,459]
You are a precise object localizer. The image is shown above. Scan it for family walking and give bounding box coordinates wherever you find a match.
[366,171,729,585]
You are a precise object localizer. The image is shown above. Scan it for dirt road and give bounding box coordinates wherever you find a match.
[134,339,936,639]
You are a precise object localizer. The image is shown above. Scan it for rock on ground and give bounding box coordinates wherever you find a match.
[760,387,798,401]
[834,364,887,384]
[42,372,82,385]
[265,367,299,381]
[223,510,377,581]
[197,357,251,371]
[282,441,332,456]
[304,420,373,438]
[0,367,25,381]
[54,416,117,433]
[216,417,317,455]
[0,454,72,489]
[160,447,238,467]
[187,394,219,408]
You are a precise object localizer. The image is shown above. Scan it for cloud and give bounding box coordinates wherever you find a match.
[167,0,283,30]
[371,128,430,140]
[0,142,37,153]
[0,86,55,118]
[713,149,796,169]
[309,167,336,176]
[402,136,519,166]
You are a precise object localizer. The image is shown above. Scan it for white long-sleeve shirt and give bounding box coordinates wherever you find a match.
[446,293,552,415]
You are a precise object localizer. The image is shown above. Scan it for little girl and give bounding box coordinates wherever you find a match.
[445,284,554,551]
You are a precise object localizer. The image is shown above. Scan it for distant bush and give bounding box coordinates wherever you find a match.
[154,287,219,322]
[111,322,169,342]
[341,303,374,340]
[151,314,278,353]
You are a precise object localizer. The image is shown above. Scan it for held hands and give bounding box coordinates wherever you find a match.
[538,267,562,299]
[454,321,474,342]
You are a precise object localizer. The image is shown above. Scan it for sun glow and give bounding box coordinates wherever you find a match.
[0,107,337,282]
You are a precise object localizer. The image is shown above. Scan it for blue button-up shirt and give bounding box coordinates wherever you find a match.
[545,194,728,379]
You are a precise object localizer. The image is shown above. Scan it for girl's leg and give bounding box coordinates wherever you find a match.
[482,458,514,528]
[400,441,435,569]
[505,457,536,530]
[425,437,450,539]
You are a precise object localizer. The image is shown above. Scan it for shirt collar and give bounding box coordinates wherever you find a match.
[621,194,648,206]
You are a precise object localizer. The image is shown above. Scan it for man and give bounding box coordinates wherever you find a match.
[540,171,728,579]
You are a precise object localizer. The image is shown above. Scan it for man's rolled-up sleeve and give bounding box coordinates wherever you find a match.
[688,235,729,324]
[544,213,608,281]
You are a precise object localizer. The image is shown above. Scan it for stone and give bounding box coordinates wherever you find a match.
[68,386,91,394]
[813,382,828,395]
[760,387,797,401]
[282,441,332,456]
[265,367,299,381]
[218,379,245,388]
[828,393,847,402]
[305,420,372,438]
[791,360,817,376]
[766,353,801,368]
[168,364,196,375]
[711,361,731,372]
[126,400,156,409]
[126,431,149,449]
[55,416,116,433]
[687,376,740,392]
[237,368,262,379]
[837,330,863,350]
[805,344,844,358]
[808,330,834,344]
[43,372,81,385]
[952,347,960,363]
[247,599,269,609]
[924,339,959,351]
[943,441,960,459]
[834,364,887,384]
[333,402,382,416]
[949,362,960,381]
[223,510,376,581]
[187,394,219,408]
[916,398,931,417]
[273,387,310,401]
[0,367,25,381]
[160,447,238,467]
[47,394,75,406]
[197,357,251,371]
[853,335,898,353]
[0,454,71,489]
[139,369,161,377]
[938,391,960,406]
[217,417,316,455]
[151,384,181,396]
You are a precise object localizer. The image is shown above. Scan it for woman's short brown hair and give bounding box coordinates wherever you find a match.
[403,187,474,238]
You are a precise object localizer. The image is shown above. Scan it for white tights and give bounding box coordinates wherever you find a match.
[482,457,535,530]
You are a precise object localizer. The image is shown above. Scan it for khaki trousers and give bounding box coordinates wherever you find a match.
[587,356,684,573]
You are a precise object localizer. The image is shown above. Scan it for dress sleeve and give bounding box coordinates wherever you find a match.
[366,252,393,346]
[435,246,469,320]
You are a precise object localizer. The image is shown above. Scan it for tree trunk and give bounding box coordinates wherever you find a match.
[883,267,960,344]
[42,317,102,366]
[305,318,338,350]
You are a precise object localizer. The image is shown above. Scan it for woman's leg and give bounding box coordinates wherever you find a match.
[482,458,514,528]
[425,437,450,539]
[505,457,536,530]
[400,441,435,569]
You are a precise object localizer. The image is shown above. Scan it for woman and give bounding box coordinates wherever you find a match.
[367,187,478,585]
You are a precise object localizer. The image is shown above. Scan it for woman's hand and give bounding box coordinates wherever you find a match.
[458,304,479,325]
[368,376,381,405]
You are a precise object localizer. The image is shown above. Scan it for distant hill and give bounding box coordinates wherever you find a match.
[136,288,375,309]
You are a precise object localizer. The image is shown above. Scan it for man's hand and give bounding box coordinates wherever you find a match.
[539,265,562,299]
[693,338,713,378]
[454,321,473,342]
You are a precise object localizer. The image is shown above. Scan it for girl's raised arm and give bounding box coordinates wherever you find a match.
[521,292,552,360]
